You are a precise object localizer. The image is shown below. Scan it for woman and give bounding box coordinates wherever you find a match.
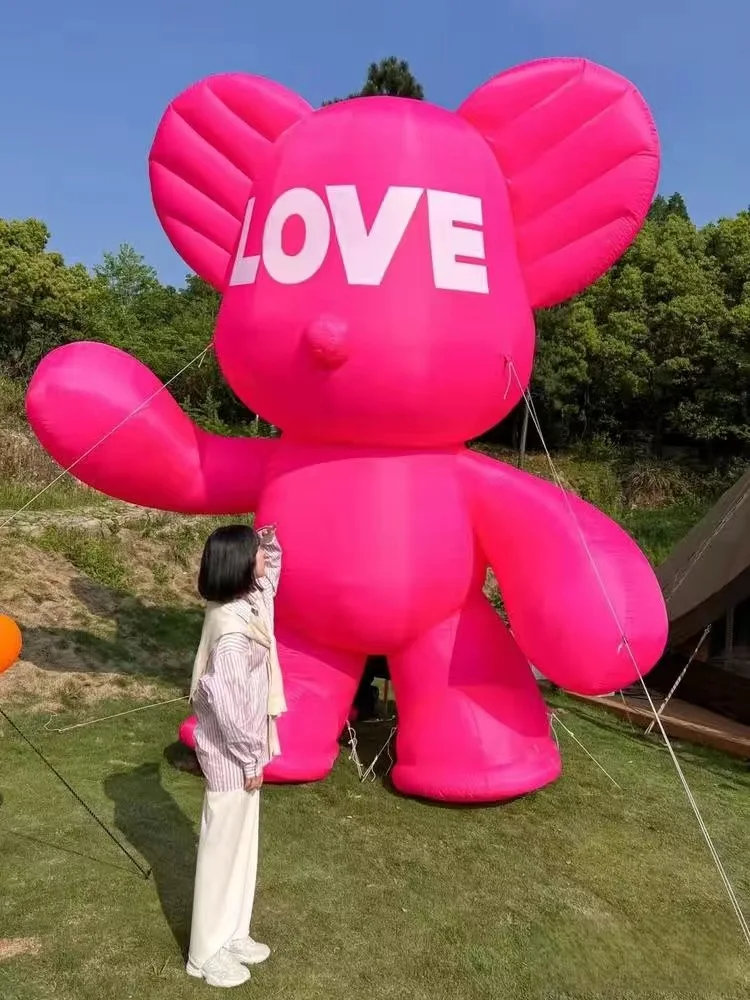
[186,523,285,989]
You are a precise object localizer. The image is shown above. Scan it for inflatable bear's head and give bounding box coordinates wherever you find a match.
[150,59,659,447]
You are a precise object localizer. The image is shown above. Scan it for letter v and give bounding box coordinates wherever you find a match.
[326,186,423,285]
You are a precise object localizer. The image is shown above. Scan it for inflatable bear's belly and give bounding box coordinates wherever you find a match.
[257,443,480,652]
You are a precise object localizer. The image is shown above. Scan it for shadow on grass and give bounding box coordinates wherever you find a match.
[104,763,197,958]
[18,575,203,685]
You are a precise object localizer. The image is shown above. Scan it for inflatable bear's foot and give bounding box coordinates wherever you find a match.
[391,740,561,804]
[388,593,560,803]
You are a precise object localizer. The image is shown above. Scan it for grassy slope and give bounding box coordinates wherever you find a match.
[0,519,207,711]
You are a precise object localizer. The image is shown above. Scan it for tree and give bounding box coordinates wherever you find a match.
[95,244,160,305]
[529,196,750,455]
[88,246,237,427]
[90,244,178,357]
[532,301,595,439]
[323,56,424,106]
[357,57,424,99]
[0,218,94,374]
[648,192,690,224]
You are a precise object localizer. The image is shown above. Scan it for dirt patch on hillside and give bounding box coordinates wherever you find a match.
[0,521,206,712]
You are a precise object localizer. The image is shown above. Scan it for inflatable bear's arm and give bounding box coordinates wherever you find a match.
[26,342,275,514]
[459,450,668,695]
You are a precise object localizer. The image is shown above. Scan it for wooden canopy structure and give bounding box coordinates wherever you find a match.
[574,469,750,757]
[649,468,750,728]
[657,467,750,650]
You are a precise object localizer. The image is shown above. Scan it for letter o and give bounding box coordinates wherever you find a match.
[262,188,331,284]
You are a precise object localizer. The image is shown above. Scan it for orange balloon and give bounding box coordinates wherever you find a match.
[0,615,22,674]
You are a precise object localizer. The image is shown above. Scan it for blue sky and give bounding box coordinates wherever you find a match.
[3,0,748,286]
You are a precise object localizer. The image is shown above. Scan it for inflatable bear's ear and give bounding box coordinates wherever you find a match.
[458,58,659,309]
[149,73,312,290]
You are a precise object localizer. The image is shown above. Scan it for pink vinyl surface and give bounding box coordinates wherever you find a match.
[27,59,665,802]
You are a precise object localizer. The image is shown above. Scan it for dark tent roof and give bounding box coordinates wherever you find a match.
[657,467,750,646]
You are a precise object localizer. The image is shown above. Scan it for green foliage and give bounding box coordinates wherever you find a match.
[0,218,96,376]
[620,503,709,565]
[36,525,131,589]
[0,478,93,511]
[322,55,424,105]
[357,56,424,98]
[85,246,238,428]
[530,204,750,455]
[0,373,25,424]
[648,192,690,223]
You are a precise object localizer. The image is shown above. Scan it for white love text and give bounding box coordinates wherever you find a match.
[229,185,488,294]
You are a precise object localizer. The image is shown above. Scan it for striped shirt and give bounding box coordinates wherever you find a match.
[193,532,281,792]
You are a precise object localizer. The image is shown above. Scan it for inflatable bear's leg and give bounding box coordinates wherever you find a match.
[263,625,364,784]
[389,592,561,803]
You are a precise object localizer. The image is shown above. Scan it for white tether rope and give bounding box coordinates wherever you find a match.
[511,362,750,946]
[644,626,710,736]
[664,485,750,604]
[550,712,621,789]
[43,696,189,733]
[0,345,211,531]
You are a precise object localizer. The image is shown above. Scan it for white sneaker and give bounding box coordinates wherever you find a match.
[227,936,271,965]
[186,947,251,988]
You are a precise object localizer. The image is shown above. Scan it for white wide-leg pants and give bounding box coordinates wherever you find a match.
[188,788,260,970]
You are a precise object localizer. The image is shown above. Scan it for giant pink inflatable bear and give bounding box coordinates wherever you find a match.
[27,59,668,803]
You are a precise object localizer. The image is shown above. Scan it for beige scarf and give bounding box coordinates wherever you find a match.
[190,597,287,759]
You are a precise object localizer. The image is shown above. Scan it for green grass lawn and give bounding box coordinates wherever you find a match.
[1,696,748,1000]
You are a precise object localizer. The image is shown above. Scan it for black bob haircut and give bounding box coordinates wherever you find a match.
[198,524,260,603]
